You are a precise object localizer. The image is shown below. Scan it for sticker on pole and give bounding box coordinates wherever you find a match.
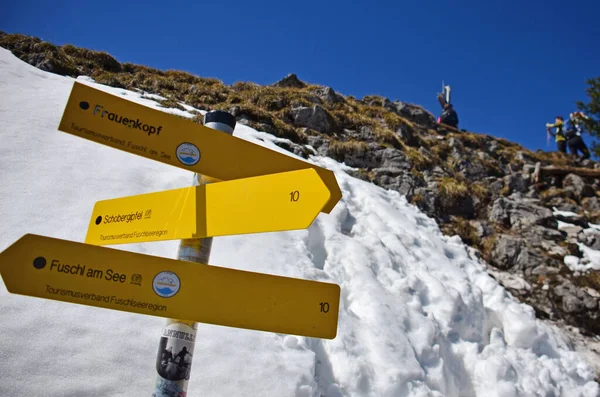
[155,322,196,385]
[85,169,330,245]
[58,82,341,213]
[0,234,340,339]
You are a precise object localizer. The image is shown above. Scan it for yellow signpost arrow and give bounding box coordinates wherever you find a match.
[0,234,340,339]
[85,169,330,245]
[58,82,342,213]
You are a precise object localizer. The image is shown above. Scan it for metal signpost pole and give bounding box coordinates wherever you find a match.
[152,111,236,397]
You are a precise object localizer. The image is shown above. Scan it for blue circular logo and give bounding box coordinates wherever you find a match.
[152,271,181,298]
[176,143,201,166]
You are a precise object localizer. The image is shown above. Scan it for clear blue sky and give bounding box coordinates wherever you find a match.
[3,0,600,152]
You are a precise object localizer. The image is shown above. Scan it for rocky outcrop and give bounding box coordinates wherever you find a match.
[311,86,344,104]
[564,173,595,200]
[290,105,337,134]
[384,100,437,128]
[272,73,306,88]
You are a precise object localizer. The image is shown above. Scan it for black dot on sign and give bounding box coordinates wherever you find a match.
[79,101,90,110]
[95,216,102,225]
[33,257,47,270]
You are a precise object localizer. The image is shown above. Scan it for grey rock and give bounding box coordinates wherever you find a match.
[517,248,547,273]
[552,282,599,313]
[257,122,275,134]
[489,198,511,226]
[305,135,326,152]
[272,73,306,88]
[511,202,555,229]
[396,126,416,146]
[418,146,434,161]
[470,220,493,240]
[585,287,600,298]
[272,140,308,159]
[491,179,506,197]
[344,127,375,142]
[553,283,571,297]
[412,187,437,216]
[582,197,600,213]
[525,186,540,199]
[448,137,464,151]
[431,166,449,178]
[490,234,522,269]
[546,244,568,257]
[539,186,575,202]
[504,173,529,194]
[526,225,565,242]
[550,202,580,214]
[384,100,437,128]
[532,265,560,275]
[508,192,525,200]
[462,161,489,180]
[364,96,385,106]
[582,295,598,310]
[488,197,554,229]
[357,126,377,140]
[264,98,285,110]
[330,141,380,169]
[487,140,499,153]
[514,151,537,164]
[563,173,595,200]
[562,295,584,313]
[380,148,410,170]
[374,172,424,197]
[477,151,494,166]
[312,86,344,104]
[290,105,337,134]
[578,230,600,250]
[229,106,241,117]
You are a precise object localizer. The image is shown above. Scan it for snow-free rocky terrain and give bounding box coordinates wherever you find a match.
[0,47,598,397]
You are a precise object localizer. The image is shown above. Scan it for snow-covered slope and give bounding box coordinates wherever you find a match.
[0,47,598,397]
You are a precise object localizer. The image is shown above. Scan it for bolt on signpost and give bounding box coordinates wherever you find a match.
[0,82,342,396]
[152,111,236,397]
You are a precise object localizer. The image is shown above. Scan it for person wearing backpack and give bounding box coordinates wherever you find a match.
[546,116,567,153]
[565,112,591,159]
[437,93,459,129]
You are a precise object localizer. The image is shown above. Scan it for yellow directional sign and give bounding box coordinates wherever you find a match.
[85,169,330,245]
[0,234,340,339]
[58,82,342,213]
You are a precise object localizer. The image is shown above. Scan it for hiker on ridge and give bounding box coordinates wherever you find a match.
[565,112,591,159]
[437,93,459,129]
[546,116,567,153]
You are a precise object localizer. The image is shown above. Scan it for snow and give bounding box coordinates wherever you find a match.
[487,269,532,292]
[575,244,600,272]
[0,47,598,397]
[558,220,578,230]
[564,255,587,272]
[553,207,580,218]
